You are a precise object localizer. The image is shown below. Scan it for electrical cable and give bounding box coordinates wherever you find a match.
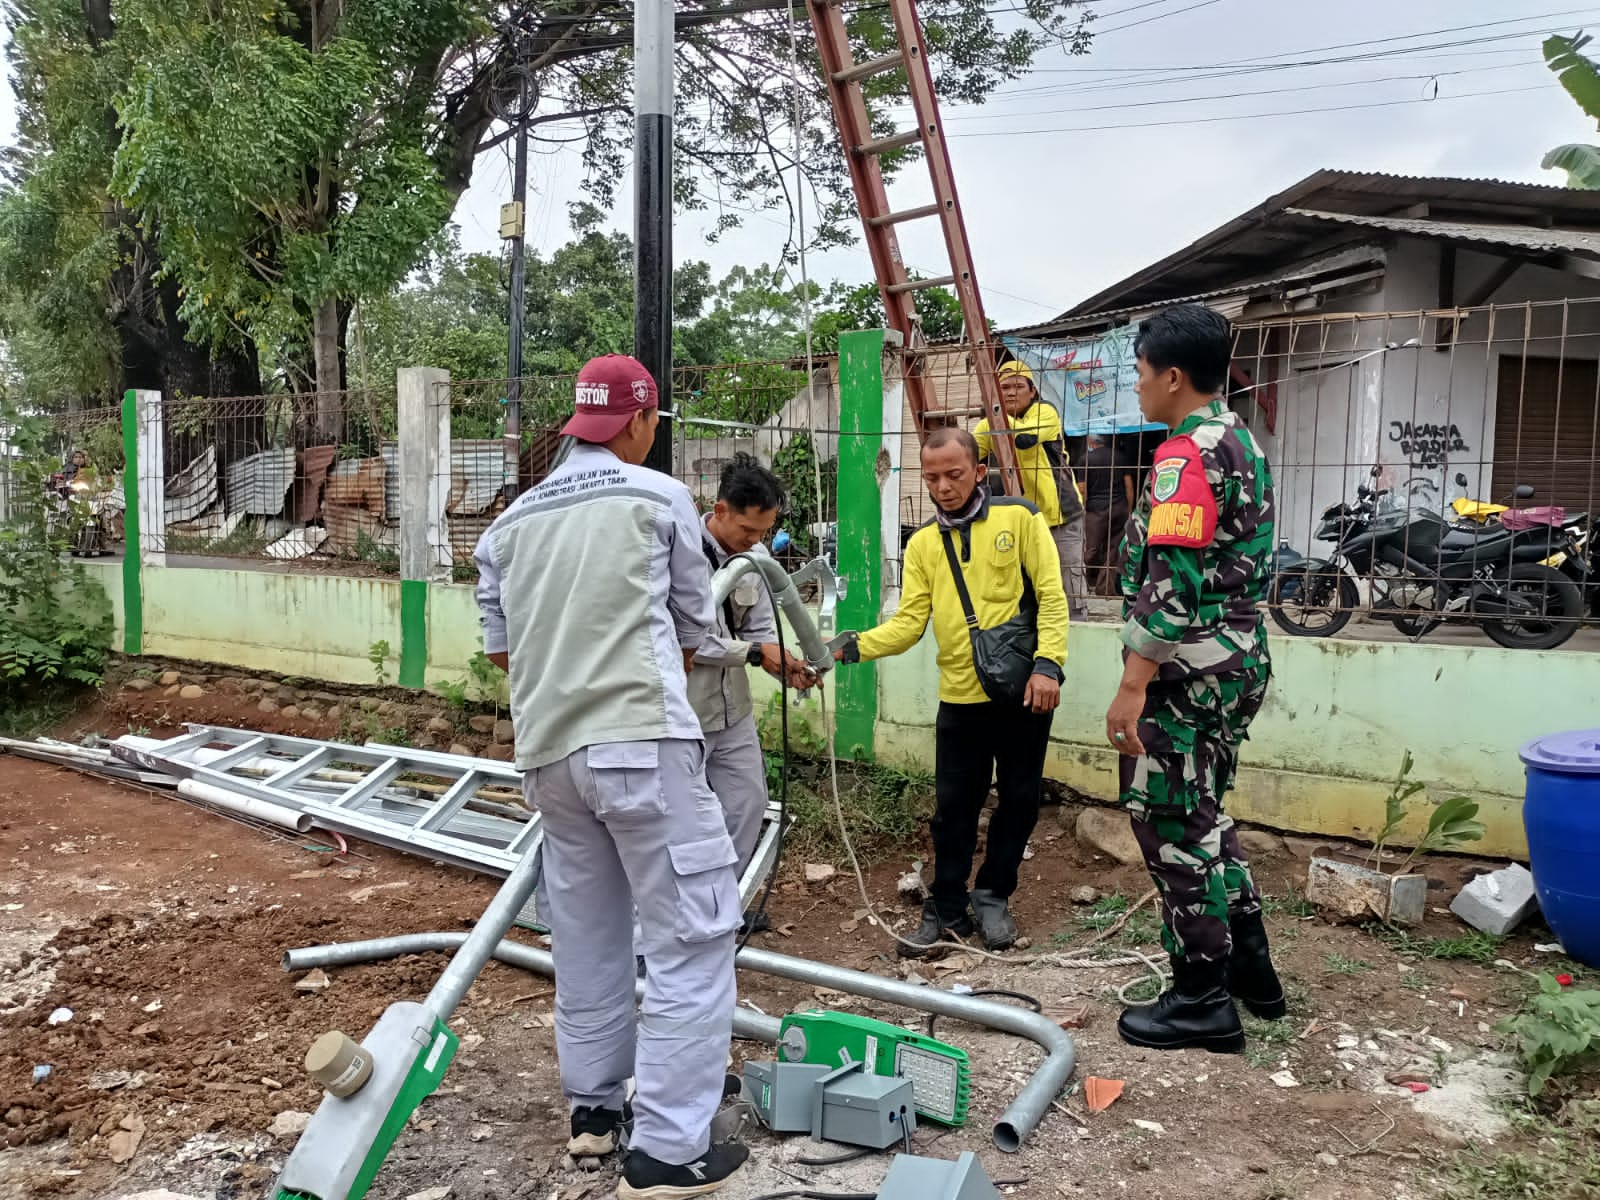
[743,1191,876,1200]
[924,987,1041,1038]
[794,1146,875,1167]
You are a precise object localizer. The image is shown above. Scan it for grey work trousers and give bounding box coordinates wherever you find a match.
[525,738,740,1165]
[706,713,768,874]
[1051,520,1089,624]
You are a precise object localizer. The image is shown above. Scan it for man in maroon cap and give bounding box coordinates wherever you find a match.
[475,355,749,1196]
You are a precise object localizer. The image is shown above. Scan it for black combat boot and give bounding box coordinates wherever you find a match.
[897,899,975,959]
[1117,956,1245,1054]
[1229,907,1287,1020]
[969,889,1019,951]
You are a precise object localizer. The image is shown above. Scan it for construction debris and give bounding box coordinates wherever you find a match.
[1450,863,1539,936]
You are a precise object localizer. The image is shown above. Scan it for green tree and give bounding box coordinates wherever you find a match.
[1543,32,1600,188]
[1,0,1094,411]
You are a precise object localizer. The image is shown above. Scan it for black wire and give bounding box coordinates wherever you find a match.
[794,1146,874,1167]
[925,988,1043,1039]
[744,1192,877,1200]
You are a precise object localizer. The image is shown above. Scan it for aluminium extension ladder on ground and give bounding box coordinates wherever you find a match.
[806,0,1022,497]
[111,726,788,922]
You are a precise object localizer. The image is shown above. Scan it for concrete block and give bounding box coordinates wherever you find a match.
[1449,863,1538,936]
[1306,854,1426,925]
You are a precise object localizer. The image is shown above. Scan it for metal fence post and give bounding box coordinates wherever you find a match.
[134,389,166,569]
[834,329,889,760]
[397,367,451,689]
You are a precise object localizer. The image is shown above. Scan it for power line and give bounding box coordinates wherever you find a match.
[1092,0,1223,36]
[944,81,1551,137]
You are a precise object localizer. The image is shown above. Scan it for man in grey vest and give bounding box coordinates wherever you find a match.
[688,453,813,888]
[474,355,748,1198]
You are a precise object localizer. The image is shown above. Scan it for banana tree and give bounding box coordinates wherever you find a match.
[1543,32,1600,188]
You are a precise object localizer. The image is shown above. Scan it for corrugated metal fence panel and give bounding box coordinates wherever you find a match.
[449,440,507,515]
[226,447,296,517]
[165,444,219,525]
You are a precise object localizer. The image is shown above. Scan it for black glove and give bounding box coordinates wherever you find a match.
[836,632,861,664]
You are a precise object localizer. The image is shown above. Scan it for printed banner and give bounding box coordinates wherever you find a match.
[1002,329,1166,436]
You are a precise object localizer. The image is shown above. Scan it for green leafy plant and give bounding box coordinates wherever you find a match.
[466,651,500,705]
[1498,974,1600,1096]
[436,678,469,712]
[0,410,114,725]
[368,639,392,687]
[1366,750,1485,871]
[1543,32,1600,188]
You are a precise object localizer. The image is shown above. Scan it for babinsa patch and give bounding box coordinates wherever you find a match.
[1151,456,1188,503]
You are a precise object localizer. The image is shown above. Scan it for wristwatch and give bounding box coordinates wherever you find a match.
[746,644,764,667]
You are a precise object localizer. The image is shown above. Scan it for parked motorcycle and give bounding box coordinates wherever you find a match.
[1268,472,1585,649]
[1444,471,1597,621]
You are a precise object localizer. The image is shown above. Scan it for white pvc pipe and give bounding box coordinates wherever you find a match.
[177,779,314,833]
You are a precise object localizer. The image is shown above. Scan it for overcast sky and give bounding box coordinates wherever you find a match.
[5,1,1599,330]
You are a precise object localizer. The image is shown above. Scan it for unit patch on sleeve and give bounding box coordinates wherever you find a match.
[1145,438,1217,549]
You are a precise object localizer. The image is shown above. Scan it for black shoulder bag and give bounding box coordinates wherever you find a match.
[940,528,1039,705]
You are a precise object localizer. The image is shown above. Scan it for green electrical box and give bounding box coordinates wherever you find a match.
[776,1010,971,1126]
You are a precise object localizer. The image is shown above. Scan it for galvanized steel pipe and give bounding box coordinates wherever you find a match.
[283,936,1074,1150]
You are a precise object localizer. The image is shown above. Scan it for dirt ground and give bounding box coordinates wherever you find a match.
[1,669,1591,1200]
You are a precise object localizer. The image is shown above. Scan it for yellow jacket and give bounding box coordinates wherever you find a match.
[972,401,1081,528]
[858,496,1069,704]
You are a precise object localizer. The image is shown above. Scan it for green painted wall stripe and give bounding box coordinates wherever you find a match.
[119,390,143,655]
[833,329,886,760]
[398,578,429,689]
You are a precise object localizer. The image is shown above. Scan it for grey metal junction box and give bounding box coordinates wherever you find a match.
[810,1062,916,1151]
[742,1060,831,1133]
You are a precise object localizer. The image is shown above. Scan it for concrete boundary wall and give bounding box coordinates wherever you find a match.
[79,558,1584,859]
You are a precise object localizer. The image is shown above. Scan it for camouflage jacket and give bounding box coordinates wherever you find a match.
[1120,398,1274,681]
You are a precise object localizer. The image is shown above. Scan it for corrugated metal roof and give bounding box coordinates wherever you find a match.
[1041,168,1600,328]
[1283,208,1600,258]
[225,448,296,517]
[165,445,218,525]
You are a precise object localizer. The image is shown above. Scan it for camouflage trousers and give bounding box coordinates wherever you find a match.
[1118,668,1269,964]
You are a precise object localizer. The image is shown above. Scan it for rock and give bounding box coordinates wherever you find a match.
[1283,836,1333,860]
[301,705,323,721]
[106,1113,145,1163]
[897,871,927,902]
[1450,864,1538,936]
[493,719,515,745]
[1130,1119,1165,1135]
[325,705,342,723]
[427,716,453,735]
[378,700,406,718]
[178,684,205,700]
[239,678,264,694]
[295,689,311,701]
[483,743,516,762]
[124,678,155,692]
[258,698,280,714]
[1237,830,1286,858]
[468,714,497,735]
[449,744,473,758]
[1075,808,1142,865]
[405,1189,452,1200]
[159,671,181,686]
[312,691,340,704]
[116,1192,209,1200]
[1316,1153,1339,1168]
[1270,1070,1299,1088]
[281,705,300,719]
[163,684,181,698]
[805,863,837,885]
[360,697,381,712]
[469,1122,493,1142]
[276,685,298,703]
[1070,885,1101,905]
[294,969,332,992]
[269,1110,311,1137]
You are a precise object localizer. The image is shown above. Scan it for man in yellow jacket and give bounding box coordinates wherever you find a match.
[833,427,1069,954]
[973,360,1089,622]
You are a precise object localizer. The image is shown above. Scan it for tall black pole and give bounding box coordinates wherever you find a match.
[503,42,530,501]
[635,0,674,475]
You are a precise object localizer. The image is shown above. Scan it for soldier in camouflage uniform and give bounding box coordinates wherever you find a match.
[1103,304,1285,1054]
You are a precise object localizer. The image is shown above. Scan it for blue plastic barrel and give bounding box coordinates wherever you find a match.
[1520,730,1600,968]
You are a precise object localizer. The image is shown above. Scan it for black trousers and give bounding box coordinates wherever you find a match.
[930,700,1056,923]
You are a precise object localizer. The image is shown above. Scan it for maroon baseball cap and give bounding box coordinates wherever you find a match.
[562,354,659,443]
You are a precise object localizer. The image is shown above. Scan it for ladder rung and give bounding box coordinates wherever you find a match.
[868,203,941,228]
[888,274,955,295]
[833,52,904,85]
[417,771,482,834]
[921,406,986,419]
[857,129,921,156]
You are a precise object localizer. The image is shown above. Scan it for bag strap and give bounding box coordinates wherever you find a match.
[939,529,980,631]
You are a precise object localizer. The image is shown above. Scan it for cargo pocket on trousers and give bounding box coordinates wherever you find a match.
[667,834,742,944]
[588,741,667,820]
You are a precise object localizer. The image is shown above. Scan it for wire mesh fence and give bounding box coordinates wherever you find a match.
[146,387,398,569]
[899,297,1599,646]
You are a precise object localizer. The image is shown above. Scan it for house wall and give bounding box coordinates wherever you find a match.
[80,559,1595,859]
[1244,238,1600,556]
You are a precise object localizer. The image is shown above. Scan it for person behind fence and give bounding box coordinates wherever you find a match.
[1102,304,1283,1055]
[473,353,749,1197]
[1082,433,1137,595]
[972,360,1090,623]
[832,426,1068,956]
[686,452,814,918]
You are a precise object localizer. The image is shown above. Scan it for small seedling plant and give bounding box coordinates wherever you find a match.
[1366,750,1486,872]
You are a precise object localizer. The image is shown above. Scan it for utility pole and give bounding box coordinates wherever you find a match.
[498,19,535,501]
[634,0,674,475]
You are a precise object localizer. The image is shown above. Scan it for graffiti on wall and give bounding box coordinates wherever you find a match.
[1388,420,1471,470]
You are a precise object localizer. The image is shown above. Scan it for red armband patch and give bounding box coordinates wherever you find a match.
[1145,437,1217,549]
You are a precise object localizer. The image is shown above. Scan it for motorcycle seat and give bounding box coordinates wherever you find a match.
[1440,525,1510,551]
